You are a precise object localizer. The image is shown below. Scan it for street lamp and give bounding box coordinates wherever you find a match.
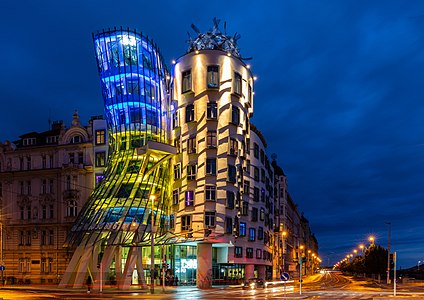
[282,231,287,273]
[359,244,364,254]
[150,195,156,293]
[369,236,375,246]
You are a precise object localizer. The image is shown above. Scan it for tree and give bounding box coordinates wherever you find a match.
[364,245,388,275]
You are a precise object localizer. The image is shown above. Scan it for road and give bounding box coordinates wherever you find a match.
[1,272,424,299]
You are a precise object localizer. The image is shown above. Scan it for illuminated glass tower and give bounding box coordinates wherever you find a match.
[60,28,175,289]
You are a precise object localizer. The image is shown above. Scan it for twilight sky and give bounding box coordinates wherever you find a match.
[1,0,423,268]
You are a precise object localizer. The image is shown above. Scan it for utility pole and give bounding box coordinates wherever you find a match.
[386,222,391,285]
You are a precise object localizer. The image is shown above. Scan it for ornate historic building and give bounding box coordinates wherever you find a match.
[0,113,107,284]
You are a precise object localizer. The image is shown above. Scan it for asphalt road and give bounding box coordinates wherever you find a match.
[1,272,424,299]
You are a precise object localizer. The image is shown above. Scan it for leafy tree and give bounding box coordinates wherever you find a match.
[364,245,388,275]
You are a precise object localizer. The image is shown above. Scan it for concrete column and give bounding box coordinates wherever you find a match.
[245,264,254,279]
[197,243,212,289]
[257,265,266,279]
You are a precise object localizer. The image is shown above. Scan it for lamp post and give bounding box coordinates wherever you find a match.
[369,236,375,247]
[282,231,287,273]
[386,222,391,285]
[359,244,364,254]
[150,195,156,293]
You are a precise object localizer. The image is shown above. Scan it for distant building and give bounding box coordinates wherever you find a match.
[0,112,107,284]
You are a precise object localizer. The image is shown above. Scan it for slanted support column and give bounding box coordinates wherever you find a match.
[245,264,255,279]
[196,243,212,289]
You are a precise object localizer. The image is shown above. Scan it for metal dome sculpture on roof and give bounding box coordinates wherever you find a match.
[187,18,251,60]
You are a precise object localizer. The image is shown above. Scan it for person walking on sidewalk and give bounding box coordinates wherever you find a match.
[86,275,93,294]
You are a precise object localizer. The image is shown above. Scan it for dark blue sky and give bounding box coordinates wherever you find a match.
[1,0,423,268]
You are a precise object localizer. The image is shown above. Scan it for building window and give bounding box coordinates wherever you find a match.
[253,143,259,158]
[42,205,47,219]
[256,249,262,259]
[249,228,256,241]
[251,207,258,222]
[174,163,181,180]
[207,102,218,119]
[185,104,195,122]
[206,131,217,148]
[205,211,216,227]
[187,164,197,180]
[205,185,216,201]
[172,189,179,205]
[182,70,192,93]
[231,105,240,125]
[233,72,242,96]
[42,156,47,169]
[239,222,246,237]
[70,135,82,144]
[234,246,243,258]
[207,65,219,88]
[206,158,216,175]
[246,247,253,258]
[226,191,235,209]
[185,191,194,207]
[254,166,259,182]
[253,187,259,202]
[49,155,54,168]
[95,152,106,167]
[260,149,265,164]
[41,230,47,246]
[69,153,75,164]
[181,215,192,231]
[26,181,31,195]
[261,168,266,183]
[172,112,179,129]
[49,204,54,219]
[26,156,31,170]
[67,200,78,217]
[261,188,265,202]
[225,217,233,234]
[245,160,250,175]
[241,201,248,216]
[187,137,196,154]
[258,226,264,240]
[228,138,238,156]
[227,164,236,183]
[260,208,265,221]
[174,137,181,153]
[248,84,252,105]
[23,137,36,146]
[95,130,106,145]
[169,215,175,229]
[26,230,31,246]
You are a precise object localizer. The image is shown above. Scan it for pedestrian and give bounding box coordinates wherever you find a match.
[175,275,179,286]
[86,275,92,294]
